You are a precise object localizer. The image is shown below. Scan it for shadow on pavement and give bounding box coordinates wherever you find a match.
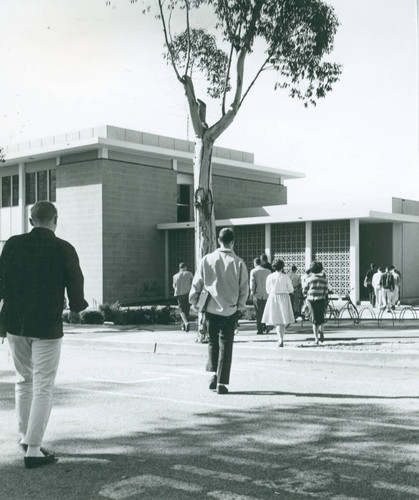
[1,392,418,500]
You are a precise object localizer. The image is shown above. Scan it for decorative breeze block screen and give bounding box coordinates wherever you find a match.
[271,222,306,274]
[232,225,266,273]
[312,220,350,296]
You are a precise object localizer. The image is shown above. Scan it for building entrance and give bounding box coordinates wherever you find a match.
[359,223,393,301]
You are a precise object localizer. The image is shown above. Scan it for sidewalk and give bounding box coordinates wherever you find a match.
[63,318,419,368]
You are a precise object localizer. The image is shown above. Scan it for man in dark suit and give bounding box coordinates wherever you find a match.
[0,201,88,469]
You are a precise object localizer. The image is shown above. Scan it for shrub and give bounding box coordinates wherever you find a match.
[238,306,256,321]
[81,310,105,325]
[99,301,121,323]
[154,306,172,325]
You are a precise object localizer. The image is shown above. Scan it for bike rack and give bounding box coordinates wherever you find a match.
[377,308,396,327]
[398,306,418,322]
[358,306,377,321]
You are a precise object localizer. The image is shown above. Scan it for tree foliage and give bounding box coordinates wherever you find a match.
[125,0,342,112]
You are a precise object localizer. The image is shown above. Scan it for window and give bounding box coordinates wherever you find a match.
[12,175,19,206]
[25,169,56,205]
[37,170,48,201]
[26,173,36,205]
[1,177,11,207]
[1,175,19,207]
[177,184,192,222]
[49,169,56,202]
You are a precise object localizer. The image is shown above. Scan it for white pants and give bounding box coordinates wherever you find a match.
[392,285,399,306]
[373,286,383,308]
[382,289,393,309]
[7,334,62,447]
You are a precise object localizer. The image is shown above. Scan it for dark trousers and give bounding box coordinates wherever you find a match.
[253,297,267,334]
[205,312,237,385]
[176,294,190,318]
[367,284,375,307]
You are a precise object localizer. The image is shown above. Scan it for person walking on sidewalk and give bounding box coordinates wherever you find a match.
[0,201,88,469]
[262,258,294,348]
[303,261,329,344]
[380,266,395,312]
[172,262,193,332]
[249,257,270,335]
[364,263,377,307]
[372,267,384,309]
[289,265,303,318]
[189,228,248,395]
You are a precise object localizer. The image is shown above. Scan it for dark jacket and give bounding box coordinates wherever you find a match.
[0,227,88,339]
[380,271,395,291]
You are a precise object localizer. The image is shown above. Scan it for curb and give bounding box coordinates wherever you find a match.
[64,337,419,368]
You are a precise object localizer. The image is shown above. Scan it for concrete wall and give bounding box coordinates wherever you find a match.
[56,159,103,307]
[102,159,177,304]
[393,198,419,303]
[213,176,286,217]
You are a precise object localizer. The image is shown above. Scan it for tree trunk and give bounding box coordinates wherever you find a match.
[193,134,217,267]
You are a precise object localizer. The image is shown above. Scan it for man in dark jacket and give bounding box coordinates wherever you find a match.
[0,201,88,469]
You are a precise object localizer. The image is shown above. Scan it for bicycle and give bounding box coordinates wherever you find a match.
[326,289,360,325]
[300,290,360,326]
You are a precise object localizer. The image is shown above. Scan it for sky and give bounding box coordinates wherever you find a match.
[1,0,418,205]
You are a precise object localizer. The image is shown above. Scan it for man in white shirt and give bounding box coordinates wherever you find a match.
[172,263,193,332]
[372,267,383,309]
[249,257,270,334]
[189,228,248,394]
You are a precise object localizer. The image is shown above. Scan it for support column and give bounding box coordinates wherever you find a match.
[264,224,271,262]
[18,162,26,233]
[164,230,169,299]
[350,218,360,304]
[305,221,312,270]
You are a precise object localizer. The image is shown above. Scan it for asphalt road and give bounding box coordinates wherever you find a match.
[1,340,419,500]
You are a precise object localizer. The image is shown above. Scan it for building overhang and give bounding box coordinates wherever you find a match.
[157,206,419,230]
[1,125,305,182]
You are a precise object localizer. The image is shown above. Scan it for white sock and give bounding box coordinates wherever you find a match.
[26,445,43,457]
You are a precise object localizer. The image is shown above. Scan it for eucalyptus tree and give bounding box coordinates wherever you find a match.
[114,0,342,265]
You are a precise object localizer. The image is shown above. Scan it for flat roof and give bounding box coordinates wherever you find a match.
[1,125,305,181]
[157,198,419,229]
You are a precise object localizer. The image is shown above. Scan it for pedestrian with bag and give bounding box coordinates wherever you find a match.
[189,228,248,394]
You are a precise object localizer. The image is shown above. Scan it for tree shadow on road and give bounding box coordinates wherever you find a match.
[1,384,419,500]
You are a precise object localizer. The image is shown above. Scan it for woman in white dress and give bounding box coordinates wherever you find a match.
[262,258,294,347]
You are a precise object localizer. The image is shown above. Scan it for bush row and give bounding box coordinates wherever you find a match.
[63,302,256,325]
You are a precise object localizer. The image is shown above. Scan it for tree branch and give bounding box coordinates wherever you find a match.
[157,0,182,82]
[183,75,205,137]
[209,47,247,140]
[184,0,192,76]
[242,0,265,50]
[221,40,235,116]
[239,56,270,109]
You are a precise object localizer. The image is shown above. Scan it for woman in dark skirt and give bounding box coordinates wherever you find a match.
[303,261,329,344]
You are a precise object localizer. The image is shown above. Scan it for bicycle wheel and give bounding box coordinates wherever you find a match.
[347,302,360,324]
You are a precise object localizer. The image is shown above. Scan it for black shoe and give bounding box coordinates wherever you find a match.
[319,332,324,342]
[217,385,228,394]
[209,375,217,390]
[19,442,55,458]
[185,323,190,332]
[24,455,58,469]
